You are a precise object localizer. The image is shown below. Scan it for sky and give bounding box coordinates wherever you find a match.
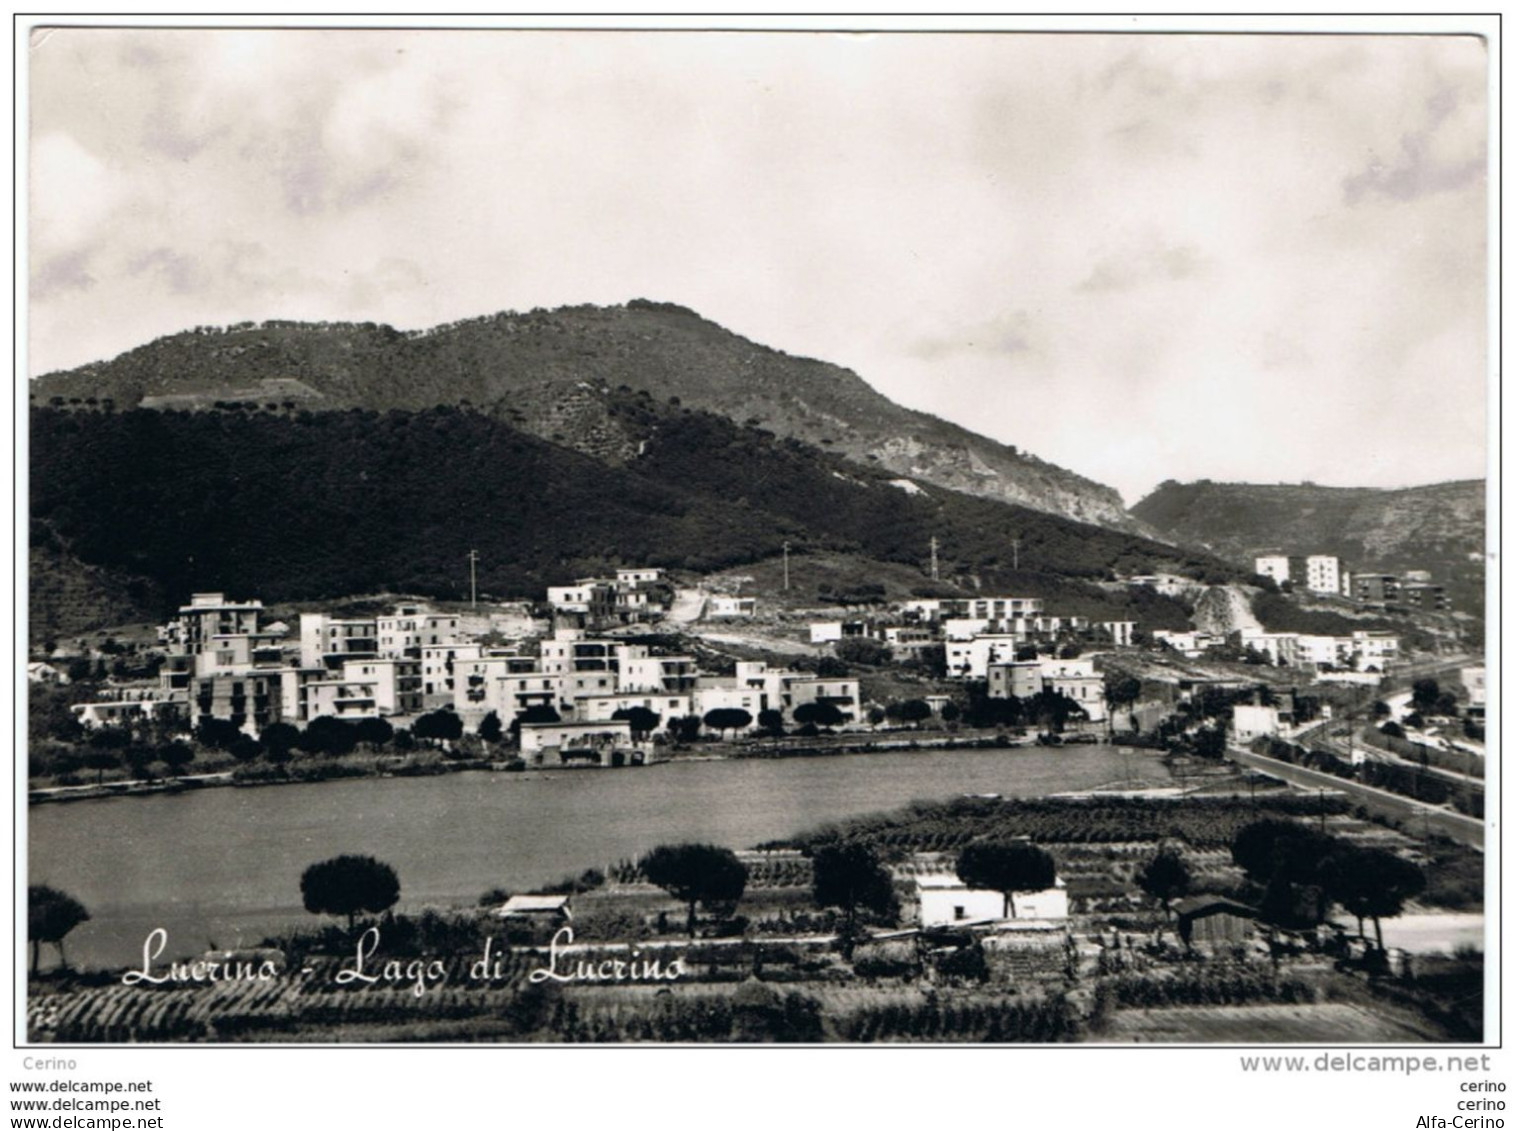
[27,26,1490,505]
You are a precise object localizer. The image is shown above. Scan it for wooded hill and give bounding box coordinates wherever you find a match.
[31,402,1235,622]
[30,300,1146,534]
[1132,478,1487,618]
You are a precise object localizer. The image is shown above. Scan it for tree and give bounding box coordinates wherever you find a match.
[611,705,661,742]
[300,855,401,932]
[1190,726,1228,759]
[1137,847,1192,926]
[757,708,786,738]
[28,885,89,973]
[300,716,358,756]
[227,736,263,764]
[896,699,933,727]
[835,637,893,666]
[353,716,395,748]
[476,711,504,745]
[159,741,195,778]
[1232,819,1337,927]
[261,722,300,756]
[414,708,464,745]
[1027,690,1083,735]
[703,707,753,740]
[792,700,845,729]
[1231,819,1332,884]
[81,749,120,785]
[939,701,961,724]
[1411,678,1441,711]
[640,843,748,936]
[1104,672,1142,708]
[811,841,898,957]
[955,841,1056,919]
[195,717,243,750]
[1320,846,1427,951]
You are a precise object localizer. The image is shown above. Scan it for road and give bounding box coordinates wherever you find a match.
[664,587,707,625]
[1228,747,1484,849]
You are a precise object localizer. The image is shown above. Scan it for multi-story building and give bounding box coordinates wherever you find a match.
[616,648,698,694]
[1304,555,1342,595]
[162,593,265,657]
[421,642,484,706]
[376,603,464,658]
[787,678,863,724]
[578,692,693,733]
[299,613,379,671]
[1099,621,1137,646]
[946,634,1021,680]
[539,631,619,677]
[963,596,1044,621]
[1349,631,1399,670]
[453,654,543,712]
[986,661,1044,701]
[546,580,618,621]
[191,671,284,731]
[1398,582,1450,612]
[1352,573,1400,604]
[615,567,666,588]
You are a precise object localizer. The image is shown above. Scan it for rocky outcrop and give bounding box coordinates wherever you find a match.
[1191,585,1262,637]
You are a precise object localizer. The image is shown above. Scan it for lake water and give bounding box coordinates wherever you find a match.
[29,744,1160,969]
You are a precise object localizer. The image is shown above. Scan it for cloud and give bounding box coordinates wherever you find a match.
[907,311,1037,361]
[1343,84,1486,205]
[1077,240,1206,293]
[31,249,95,300]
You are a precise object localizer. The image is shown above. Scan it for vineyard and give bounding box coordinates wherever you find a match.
[774,794,1354,855]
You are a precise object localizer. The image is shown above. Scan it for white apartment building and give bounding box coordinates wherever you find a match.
[578,692,693,732]
[946,634,1021,680]
[615,568,665,587]
[1305,555,1343,595]
[299,613,379,670]
[305,658,423,719]
[421,642,484,705]
[617,649,698,694]
[377,603,464,658]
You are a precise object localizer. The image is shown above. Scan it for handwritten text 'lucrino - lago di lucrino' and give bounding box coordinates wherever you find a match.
[121,926,686,997]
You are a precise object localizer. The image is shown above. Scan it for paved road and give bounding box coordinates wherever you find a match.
[1229,747,1484,849]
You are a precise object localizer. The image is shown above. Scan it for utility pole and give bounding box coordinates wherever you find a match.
[930,536,939,582]
[782,541,791,591]
[1012,536,1020,572]
[467,549,479,608]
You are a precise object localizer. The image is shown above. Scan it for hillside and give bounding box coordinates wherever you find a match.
[28,522,164,646]
[30,403,1234,626]
[1132,479,1487,617]
[30,301,1147,533]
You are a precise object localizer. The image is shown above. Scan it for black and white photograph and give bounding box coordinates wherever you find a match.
[17,16,1495,1066]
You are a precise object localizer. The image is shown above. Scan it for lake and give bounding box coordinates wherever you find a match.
[28,744,1163,969]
